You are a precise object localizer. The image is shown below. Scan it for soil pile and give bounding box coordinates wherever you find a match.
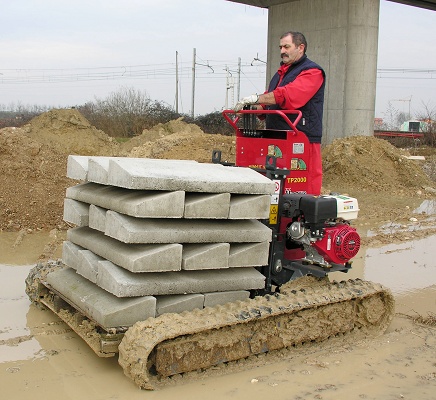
[0,108,434,231]
[23,108,119,156]
[322,135,432,195]
[0,109,119,231]
[119,118,235,163]
[0,126,75,230]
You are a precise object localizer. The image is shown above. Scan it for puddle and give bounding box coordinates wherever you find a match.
[0,231,64,265]
[363,235,436,294]
[361,199,436,294]
[0,264,43,362]
[331,235,436,294]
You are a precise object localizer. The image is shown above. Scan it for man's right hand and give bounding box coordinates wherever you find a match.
[233,94,259,112]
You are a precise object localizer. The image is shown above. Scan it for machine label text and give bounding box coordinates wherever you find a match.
[287,177,307,184]
[293,143,304,154]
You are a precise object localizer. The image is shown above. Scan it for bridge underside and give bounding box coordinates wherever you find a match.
[229,1,436,12]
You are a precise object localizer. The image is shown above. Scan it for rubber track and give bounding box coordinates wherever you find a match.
[118,279,395,390]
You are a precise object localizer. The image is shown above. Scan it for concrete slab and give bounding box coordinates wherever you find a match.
[66,155,89,181]
[96,261,265,297]
[87,157,112,185]
[66,182,185,218]
[87,157,198,186]
[67,227,183,273]
[183,192,230,219]
[76,249,104,283]
[104,210,272,244]
[46,267,156,328]
[203,290,250,308]
[88,204,107,232]
[228,242,271,267]
[62,241,84,269]
[106,158,275,194]
[155,294,204,316]
[63,198,89,226]
[181,243,229,270]
[228,194,271,219]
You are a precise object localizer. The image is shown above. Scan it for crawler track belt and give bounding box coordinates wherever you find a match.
[118,279,394,390]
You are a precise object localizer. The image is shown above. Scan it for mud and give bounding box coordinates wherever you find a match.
[0,109,435,398]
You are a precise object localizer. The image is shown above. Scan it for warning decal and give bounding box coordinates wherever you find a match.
[269,204,278,224]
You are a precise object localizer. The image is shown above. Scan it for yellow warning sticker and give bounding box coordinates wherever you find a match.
[269,204,278,224]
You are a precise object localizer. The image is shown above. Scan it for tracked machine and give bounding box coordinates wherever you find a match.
[26,110,394,389]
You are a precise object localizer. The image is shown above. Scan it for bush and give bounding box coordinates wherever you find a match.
[0,104,50,128]
[79,89,235,137]
[77,87,181,138]
[193,111,234,135]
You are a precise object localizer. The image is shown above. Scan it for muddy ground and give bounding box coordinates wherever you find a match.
[0,109,435,399]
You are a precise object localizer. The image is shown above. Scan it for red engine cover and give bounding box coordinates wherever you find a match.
[312,225,361,264]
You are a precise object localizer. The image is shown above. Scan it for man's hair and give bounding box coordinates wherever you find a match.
[280,31,307,53]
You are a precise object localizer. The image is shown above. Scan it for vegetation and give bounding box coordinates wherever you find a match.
[0,104,51,129]
[415,100,436,147]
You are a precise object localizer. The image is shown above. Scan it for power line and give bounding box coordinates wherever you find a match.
[1,63,434,85]
[376,68,436,80]
[0,59,265,85]
[377,68,436,73]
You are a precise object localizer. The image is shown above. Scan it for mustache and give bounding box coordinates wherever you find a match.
[281,53,288,58]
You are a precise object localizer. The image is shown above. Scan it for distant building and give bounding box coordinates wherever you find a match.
[400,120,430,132]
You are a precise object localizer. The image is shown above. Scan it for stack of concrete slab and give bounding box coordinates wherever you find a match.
[48,155,275,329]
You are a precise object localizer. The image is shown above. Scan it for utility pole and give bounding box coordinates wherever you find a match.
[224,59,240,108]
[175,51,179,114]
[191,48,196,118]
[237,57,241,101]
[190,49,213,116]
[225,66,234,109]
[391,96,412,120]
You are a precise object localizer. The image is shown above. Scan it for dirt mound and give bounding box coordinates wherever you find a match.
[120,118,235,163]
[321,135,435,231]
[120,118,204,153]
[0,127,74,230]
[23,108,119,156]
[322,135,432,195]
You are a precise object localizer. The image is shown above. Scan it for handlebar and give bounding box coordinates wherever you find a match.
[222,109,303,133]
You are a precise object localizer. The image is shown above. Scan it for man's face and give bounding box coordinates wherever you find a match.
[279,35,304,65]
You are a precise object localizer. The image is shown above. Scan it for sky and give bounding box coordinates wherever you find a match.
[0,0,435,119]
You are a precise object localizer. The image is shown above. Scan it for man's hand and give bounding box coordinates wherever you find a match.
[233,94,259,112]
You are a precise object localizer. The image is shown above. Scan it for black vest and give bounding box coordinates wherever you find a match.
[266,55,325,143]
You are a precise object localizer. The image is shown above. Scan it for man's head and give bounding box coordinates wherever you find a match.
[279,31,307,65]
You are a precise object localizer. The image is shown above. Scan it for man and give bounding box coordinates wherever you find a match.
[234,31,325,195]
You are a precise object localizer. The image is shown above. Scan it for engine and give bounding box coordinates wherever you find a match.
[282,194,361,268]
[312,224,361,264]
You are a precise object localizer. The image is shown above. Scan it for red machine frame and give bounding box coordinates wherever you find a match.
[222,109,311,195]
